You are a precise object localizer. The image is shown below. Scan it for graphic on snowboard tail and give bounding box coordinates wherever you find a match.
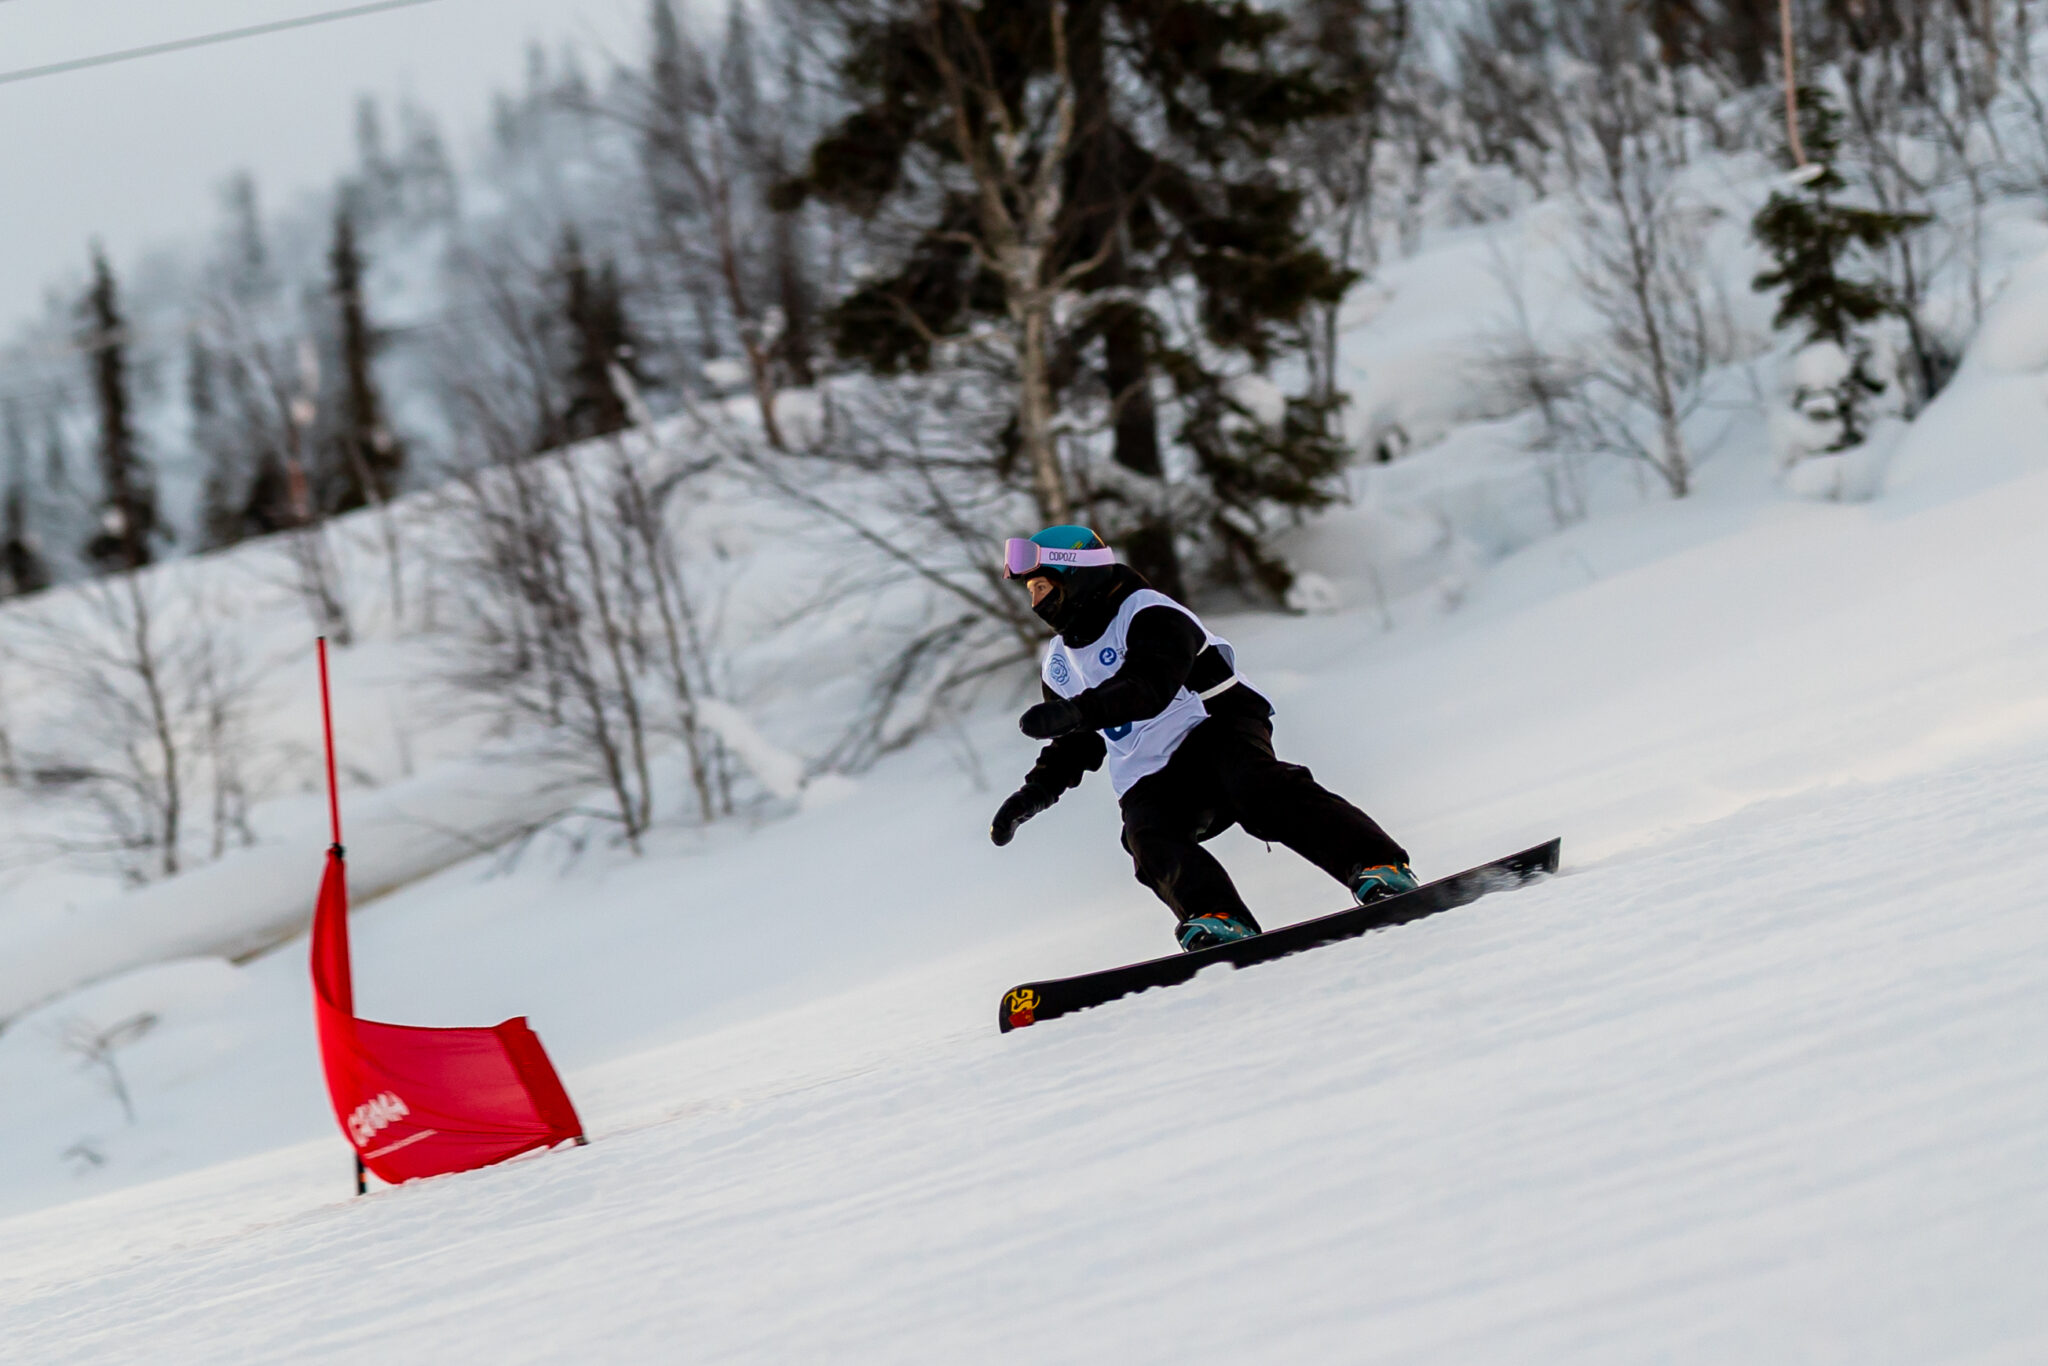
[1006,988,1041,1029]
[997,839,1561,1033]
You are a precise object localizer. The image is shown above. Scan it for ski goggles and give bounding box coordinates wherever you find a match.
[1003,539,1116,579]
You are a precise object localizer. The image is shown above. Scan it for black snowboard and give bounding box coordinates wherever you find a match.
[998,838,1562,1032]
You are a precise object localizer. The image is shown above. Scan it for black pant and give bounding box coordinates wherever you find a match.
[1118,714,1409,927]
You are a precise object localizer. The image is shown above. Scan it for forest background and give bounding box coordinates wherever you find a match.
[0,0,2038,890]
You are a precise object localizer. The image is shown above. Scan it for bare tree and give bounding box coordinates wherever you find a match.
[1479,239,1595,527]
[901,2,1099,525]
[194,282,354,645]
[1835,55,1952,409]
[435,237,574,456]
[8,573,261,883]
[58,1012,158,1126]
[1292,0,1416,408]
[1564,42,1730,498]
[710,373,1045,771]
[1897,8,2001,332]
[2000,0,2048,203]
[622,0,820,449]
[774,1,1115,527]
[432,373,738,848]
[1452,0,1582,198]
[1829,4,2011,409]
[280,340,355,646]
[605,364,727,821]
[0,648,18,787]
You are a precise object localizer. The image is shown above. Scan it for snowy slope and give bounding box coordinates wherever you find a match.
[5,231,2048,1363]
[4,723,2047,1363]
[2,435,2046,1358]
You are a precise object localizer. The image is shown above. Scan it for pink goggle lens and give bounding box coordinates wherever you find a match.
[1003,538,1041,578]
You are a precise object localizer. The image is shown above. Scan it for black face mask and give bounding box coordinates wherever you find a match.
[1030,575,1071,630]
[1029,564,1115,635]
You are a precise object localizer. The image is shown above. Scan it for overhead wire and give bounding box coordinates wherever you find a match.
[0,0,450,404]
[0,0,441,88]
[0,0,542,412]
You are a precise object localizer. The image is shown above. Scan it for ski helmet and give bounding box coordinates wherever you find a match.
[1003,525,1112,580]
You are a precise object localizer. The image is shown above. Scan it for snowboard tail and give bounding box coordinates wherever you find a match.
[998,838,1561,1032]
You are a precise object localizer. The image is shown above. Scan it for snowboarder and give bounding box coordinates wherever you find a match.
[990,526,1418,951]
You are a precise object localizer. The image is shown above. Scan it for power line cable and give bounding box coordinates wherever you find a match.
[0,0,441,88]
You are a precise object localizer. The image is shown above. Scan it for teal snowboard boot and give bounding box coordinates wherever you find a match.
[1176,909,1262,952]
[1352,862,1420,905]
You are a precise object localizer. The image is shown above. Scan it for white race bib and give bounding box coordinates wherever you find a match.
[1040,590,1246,795]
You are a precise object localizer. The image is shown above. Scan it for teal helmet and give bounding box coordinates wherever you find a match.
[1016,525,1107,574]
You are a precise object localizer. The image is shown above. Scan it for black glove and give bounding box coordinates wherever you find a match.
[991,783,1055,846]
[1019,698,1085,740]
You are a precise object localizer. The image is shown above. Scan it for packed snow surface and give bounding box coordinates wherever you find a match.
[10,735,2048,1363]
[8,243,2048,1360]
[5,448,2047,1359]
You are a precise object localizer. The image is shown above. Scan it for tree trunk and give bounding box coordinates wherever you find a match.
[1066,0,1183,596]
[1016,292,1071,525]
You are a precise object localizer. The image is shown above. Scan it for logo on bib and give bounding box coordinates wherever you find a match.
[1098,647,1118,667]
[1104,722,1133,741]
[1048,655,1071,688]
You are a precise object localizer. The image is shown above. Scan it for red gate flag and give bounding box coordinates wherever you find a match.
[311,640,582,1186]
[311,850,583,1182]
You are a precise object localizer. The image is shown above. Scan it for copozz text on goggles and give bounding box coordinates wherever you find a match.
[1003,539,1117,578]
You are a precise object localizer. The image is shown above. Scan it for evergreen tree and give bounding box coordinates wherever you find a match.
[1645,0,1779,84]
[81,246,161,574]
[1,399,51,598]
[637,0,813,445]
[353,96,401,223]
[324,199,405,512]
[556,227,644,444]
[0,484,50,599]
[220,171,274,305]
[643,0,725,368]
[768,26,818,388]
[41,407,69,499]
[780,0,1359,599]
[1751,88,1926,450]
[397,99,461,224]
[190,336,247,551]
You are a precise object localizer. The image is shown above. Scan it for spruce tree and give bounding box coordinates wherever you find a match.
[81,247,161,574]
[644,0,724,369]
[1751,88,1926,450]
[1645,0,1780,85]
[0,484,49,599]
[239,450,298,541]
[221,171,274,305]
[780,0,1359,599]
[191,336,242,551]
[768,27,818,388]
[325,199,405,512]
[556,228,644,445]
[1,400,51,598]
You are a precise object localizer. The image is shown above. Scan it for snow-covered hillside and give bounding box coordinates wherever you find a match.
[7,175,2048,1364]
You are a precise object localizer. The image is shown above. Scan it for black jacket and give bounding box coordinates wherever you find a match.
[1023,567,1271,796]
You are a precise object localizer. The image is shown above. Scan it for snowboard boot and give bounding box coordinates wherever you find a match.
[1352,862,1420,905]
[1177,909,1262,952]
